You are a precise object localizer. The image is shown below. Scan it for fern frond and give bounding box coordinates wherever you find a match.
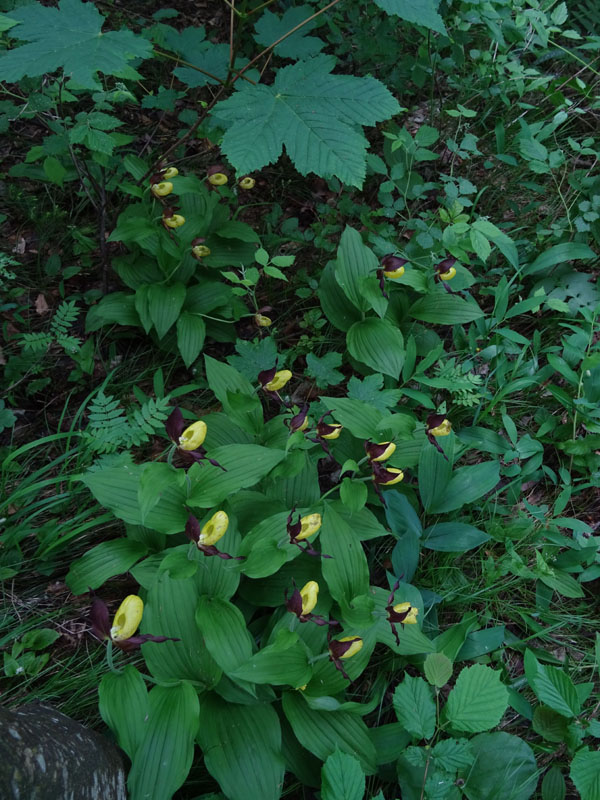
[50,300,80,337]
[21,332,52,352]
[84,391,170,453]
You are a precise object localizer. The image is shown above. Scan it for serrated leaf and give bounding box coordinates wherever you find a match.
[445,664,508,733]
[0,0,151,89]
[523,650,580,718]
[393,675,436,739]
[321,751,365,800]
[374,0,447,34]
[570,748,600,800]
[254,6,325,59]
[214,55,400,187]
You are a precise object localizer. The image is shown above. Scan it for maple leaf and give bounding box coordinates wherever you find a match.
[0,0,152,89]
[213,55,400,188]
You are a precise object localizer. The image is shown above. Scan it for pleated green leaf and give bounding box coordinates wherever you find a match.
[320,504,369,608]
[230,630,312,687]
[282,691,377,773]
[128,682,199,800]
[66,538,147,594]
[319,260,363,332]
[141,572,222,688]
[346,317,404,378]
[409,292,484,324]
[80,463,188,534]
[319,396,385,439]
[197,694,285,800]
[195,595,254,674]
[148,282,186,339]
[99,665,148,761]
[335,226,378,312]
[176,311,206,367]
[187,445,286,507]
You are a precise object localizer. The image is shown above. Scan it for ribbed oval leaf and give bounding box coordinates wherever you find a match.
[148,281,186,339]
[445,664,508,733]
[141,572,222,687]
[197,694,285,800]
[128,682,199,800]
[409,292,484,324]
[319,396,384,439]
[66,538,147,595]
[346,317,404,378]
[422,522,490,552]
[99,665,148,761]
[429,460,500,513]
[176,311,206,367]
[319,260,363,332]
[187,445,286,507]
[282,691,377,774]
[320,504,369,607]
[230,630,312,687]
[195,595,254,674]
[335,226,378,312]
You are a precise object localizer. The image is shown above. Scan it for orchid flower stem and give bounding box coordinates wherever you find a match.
[167,444,176,466]
[105,640,121,674]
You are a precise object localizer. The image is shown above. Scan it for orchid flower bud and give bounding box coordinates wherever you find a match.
[318,422,343,440]
[199,511,229,546]
[163,210,185,228]
[392,602,419,624]
[192,244,211,259]
[178,420,207,450]
[372,463,404,485]
[208,172,228,186]
[428,417,452,437]
[330,636,363,660]
[437,257,457,281]
[110,595,144,641]
[151,181,173,197]
[255,313,272,327]
[299,581,319,615]
[264,369,292,391]
[381,255,408,279]
[365,441,396,462]
[296,513,322,541]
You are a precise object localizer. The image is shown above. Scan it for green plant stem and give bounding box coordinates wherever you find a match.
[105,640,120,674]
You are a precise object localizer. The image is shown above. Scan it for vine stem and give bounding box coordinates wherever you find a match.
[230,0,344,86]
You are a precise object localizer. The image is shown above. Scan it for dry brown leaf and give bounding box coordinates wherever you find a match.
[35,293,50,315]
